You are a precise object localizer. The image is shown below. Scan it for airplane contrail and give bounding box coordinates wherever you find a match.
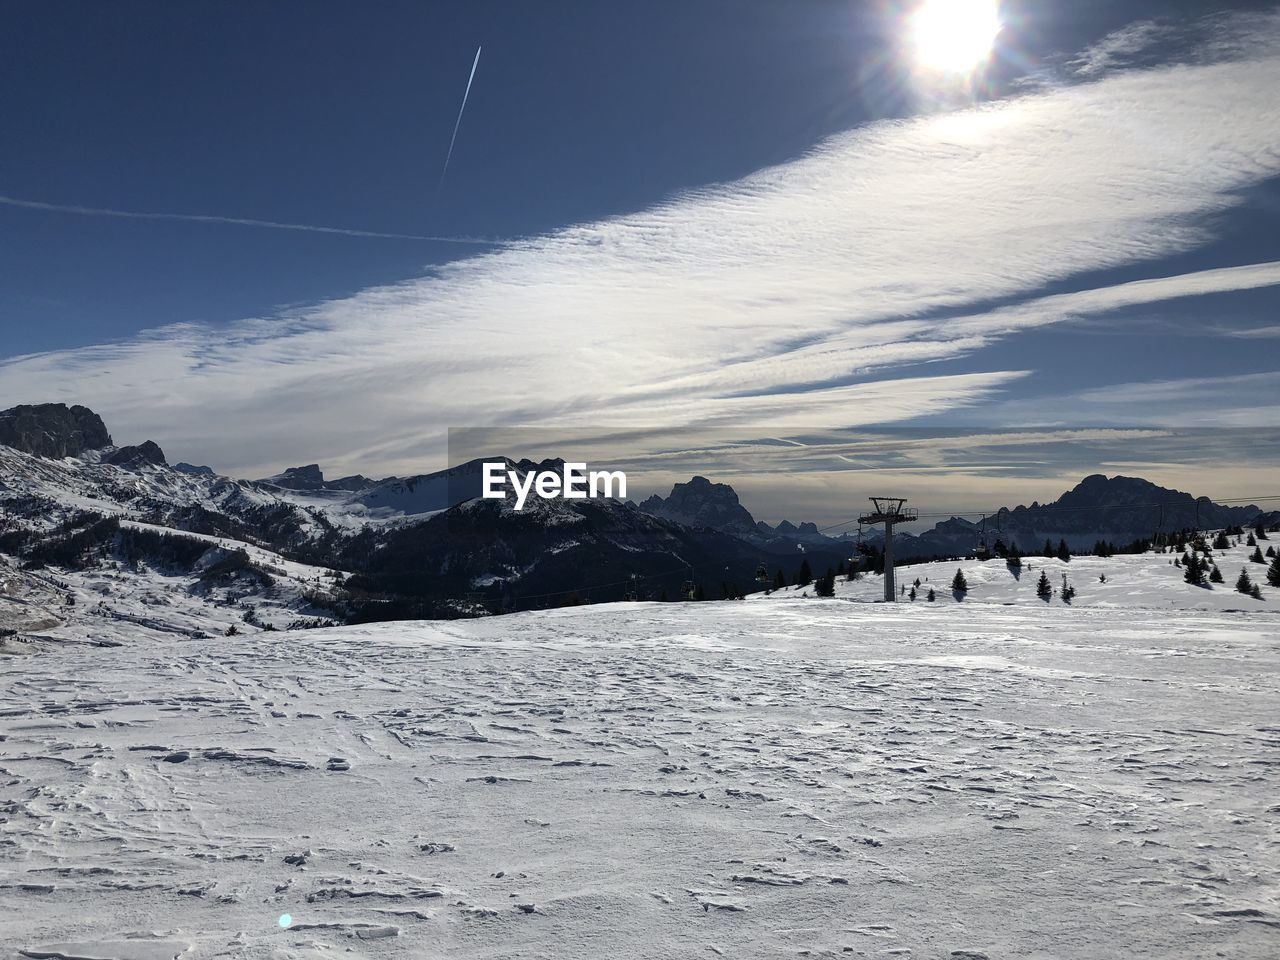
[440,45,482,186]
[0,193,502,245]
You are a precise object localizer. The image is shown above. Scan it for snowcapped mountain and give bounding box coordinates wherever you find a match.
[4,409,1278,959]
[3,402,1276,625]
[0,406,843,620]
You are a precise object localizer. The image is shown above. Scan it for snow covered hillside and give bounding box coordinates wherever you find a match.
[3,555,1278,959]
[0,532,345,646]
[757,537,1280,611]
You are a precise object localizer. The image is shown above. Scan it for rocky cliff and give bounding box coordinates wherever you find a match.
[0,403,112,459]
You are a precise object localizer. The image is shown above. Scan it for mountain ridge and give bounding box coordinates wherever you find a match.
[2,402,1276,620]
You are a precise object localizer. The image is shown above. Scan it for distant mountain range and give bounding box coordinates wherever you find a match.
[1,402,1275,620]
[639,475,848,549]
[634,470,1277,558]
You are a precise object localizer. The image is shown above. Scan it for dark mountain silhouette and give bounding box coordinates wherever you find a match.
[639,476,759,540]
[905,474,1276,556]
[106,440,167,468]
[255,463,374,493]
[0,403,112,458]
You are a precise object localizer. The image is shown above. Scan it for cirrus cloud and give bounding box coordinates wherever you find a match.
[2,10,1280,478]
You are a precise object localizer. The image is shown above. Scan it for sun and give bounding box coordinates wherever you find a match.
[910,0,1002,74]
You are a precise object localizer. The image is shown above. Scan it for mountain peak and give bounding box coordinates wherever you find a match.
[106,440,167,469]
[257,463,374,493]
[0,402,112,459]
[639,475,756,537]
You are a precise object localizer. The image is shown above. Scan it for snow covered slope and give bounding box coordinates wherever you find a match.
[0,443,333,545]
[3,564,1278,959]
[0,532,345,646]
[756,537,1279,611]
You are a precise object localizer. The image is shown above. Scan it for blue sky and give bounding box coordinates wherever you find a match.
[2,1,1279,516]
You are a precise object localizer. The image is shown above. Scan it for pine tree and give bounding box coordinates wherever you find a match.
[1043,539,1054,558]
[1247,533,1257,547]
[1057,539,1071,562]
[1184,553,1205,586]
[797,558,813,587]
[1267,546,1277,558]
[1251,583,1263,599]
[773,569,786,590]
[1268,552,1280,588]
[927,587,936,601]
[1236,568,1254,595]
[836,560,846,576]
[1257,524,1270,541]
[1251,546,1265,564]
[952,568,968,594]
[908,587,917,601]
[694,584,707,601]
[815,569,836,597]
[1209,564,1224,584]
[1036,570,1052,599]
[1061,582,1076,603]
[1213,531,1231,550]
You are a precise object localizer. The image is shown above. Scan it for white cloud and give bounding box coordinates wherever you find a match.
[989,371,1280,428]
[1069,20,1173,77]
[3,11,1280,477]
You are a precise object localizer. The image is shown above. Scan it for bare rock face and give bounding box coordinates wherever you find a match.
[639,475,760,540]
[106,440,167,468]
[257,463,374,492]
[0,403,112,458]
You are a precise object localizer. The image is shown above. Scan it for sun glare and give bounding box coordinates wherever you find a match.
[911,0,1002,74]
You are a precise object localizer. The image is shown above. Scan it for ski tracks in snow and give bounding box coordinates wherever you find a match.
[1,602,1278,958]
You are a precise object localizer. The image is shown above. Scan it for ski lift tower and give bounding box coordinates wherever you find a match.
[858,497,918,601]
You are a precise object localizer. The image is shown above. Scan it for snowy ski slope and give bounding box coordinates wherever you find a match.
[756,537,1280,611]
[3,548,1279,959]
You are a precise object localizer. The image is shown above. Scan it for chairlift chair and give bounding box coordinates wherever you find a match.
[850,522,865,571]
[974,515,992,560]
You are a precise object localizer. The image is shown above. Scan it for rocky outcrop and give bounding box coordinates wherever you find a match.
[257,464,374,493]
[639,476,760,540]
[106,440,167,469]
[0,403,112,459]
